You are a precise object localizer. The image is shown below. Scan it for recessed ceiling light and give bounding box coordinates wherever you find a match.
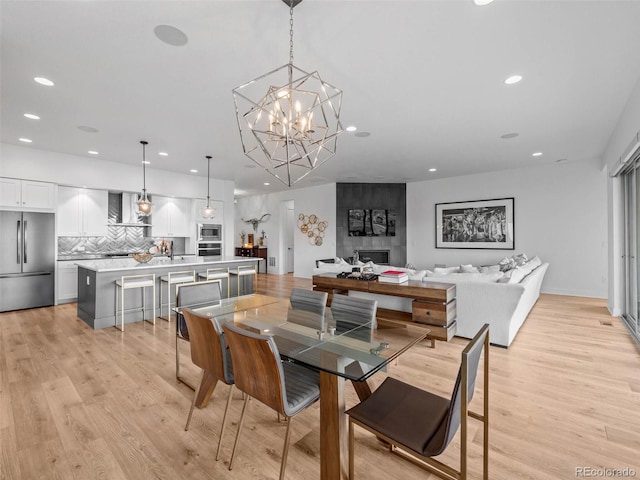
[19,137,32,143]
[34,77,54,86]
[532,152,543,157]
[429,168,437,172]
[264,182,270,186]
[142,160,151,165]
[154,25,188,47]
[504,75,523,85]
[501,133,519,139]
[190,169,198,173]
[346,126,357,132]
[77,125,99,133]
[354,132,371,138]
[24,113,40,120]
[88,150,99,155]
[159,152,168,156]
[473,0,494,5]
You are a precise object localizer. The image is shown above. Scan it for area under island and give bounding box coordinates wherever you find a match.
[76,256,263,329]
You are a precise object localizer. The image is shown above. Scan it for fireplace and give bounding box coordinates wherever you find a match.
[357,249,390,265]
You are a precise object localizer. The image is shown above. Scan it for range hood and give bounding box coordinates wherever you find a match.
[107,192,153,227]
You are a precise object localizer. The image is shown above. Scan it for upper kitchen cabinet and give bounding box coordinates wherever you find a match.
[0,178,55,211]
[152,196,190,237]
[57,186,109,236]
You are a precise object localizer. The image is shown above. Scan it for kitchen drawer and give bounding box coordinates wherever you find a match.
[412,299,456,326]
[426,321,457,341]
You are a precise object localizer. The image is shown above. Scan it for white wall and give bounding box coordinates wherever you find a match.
[602,76,640,316]
[407,158,608,298]
[234,183,336,278]
[0,143,236,255]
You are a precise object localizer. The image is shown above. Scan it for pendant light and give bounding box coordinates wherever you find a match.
[200,155,216,219]
[137,140,152,216]
[232,0,343,187]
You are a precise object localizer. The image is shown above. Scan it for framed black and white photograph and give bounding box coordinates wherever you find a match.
[348,209,396,236]
[435,198,514,249]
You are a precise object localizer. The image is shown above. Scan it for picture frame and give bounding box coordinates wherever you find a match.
[348,209,396,236]
[435,197,514,249]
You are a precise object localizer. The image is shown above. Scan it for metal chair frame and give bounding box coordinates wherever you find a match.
[348,324,490,480]
[159,270,196,320]
[114,273,156,332]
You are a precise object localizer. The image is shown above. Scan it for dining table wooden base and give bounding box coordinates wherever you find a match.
[319,370,349,480]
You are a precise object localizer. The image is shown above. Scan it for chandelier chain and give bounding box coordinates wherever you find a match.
[289,2,294,64]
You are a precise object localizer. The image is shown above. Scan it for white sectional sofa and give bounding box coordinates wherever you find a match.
[313,256,549,347]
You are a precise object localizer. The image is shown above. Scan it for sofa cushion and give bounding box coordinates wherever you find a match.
[425,271,504,283]
[434,266,460,275]
[317,261,352,273]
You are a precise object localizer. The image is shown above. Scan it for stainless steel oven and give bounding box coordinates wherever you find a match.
[197,223,222,242]
[197,242,222,257]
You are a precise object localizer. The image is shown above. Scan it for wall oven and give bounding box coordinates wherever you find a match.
[197,241,222,257]
[197,223,222,242]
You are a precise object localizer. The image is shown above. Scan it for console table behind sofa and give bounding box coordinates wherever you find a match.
[312,273,456,346]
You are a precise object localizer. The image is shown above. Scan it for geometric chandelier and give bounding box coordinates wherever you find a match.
[232,0,343,187]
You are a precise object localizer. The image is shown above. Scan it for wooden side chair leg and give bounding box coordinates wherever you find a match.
[185,370,205,431]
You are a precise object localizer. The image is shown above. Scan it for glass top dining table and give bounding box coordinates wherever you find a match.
[175,293,428,382]
[175,293,429,479]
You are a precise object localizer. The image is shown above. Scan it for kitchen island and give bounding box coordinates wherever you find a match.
[76,256,262,329]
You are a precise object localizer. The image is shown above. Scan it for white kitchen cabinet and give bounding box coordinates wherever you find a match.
[57,261,78,303]
[57,186,108,236]
[152,196,190,237]
[0,178,55,210]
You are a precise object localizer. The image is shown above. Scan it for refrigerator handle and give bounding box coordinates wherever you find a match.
[23,220,28,264]
[17,220,22,264]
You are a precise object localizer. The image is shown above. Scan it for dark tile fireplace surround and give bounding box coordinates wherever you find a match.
[336,183,406,267]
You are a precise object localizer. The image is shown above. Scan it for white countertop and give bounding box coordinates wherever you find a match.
[75,256,262,273]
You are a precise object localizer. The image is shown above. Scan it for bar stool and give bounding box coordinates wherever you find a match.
[159,270,196,320]
[231,265,257,297]
[198,267,230,298]
[114,273,156,332]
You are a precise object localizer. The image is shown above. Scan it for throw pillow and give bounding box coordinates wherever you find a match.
[498,257,516,272]
[459,265,480,274]
[511,253,528,266]
[479,264,501,273]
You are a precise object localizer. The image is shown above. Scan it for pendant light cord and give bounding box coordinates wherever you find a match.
[206,155,212,202]
[140,140,148,195]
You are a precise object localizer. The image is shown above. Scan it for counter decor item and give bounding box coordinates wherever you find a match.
[131,253,154,263]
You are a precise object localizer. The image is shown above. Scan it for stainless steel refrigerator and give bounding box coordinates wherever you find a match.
[0,211,55,312]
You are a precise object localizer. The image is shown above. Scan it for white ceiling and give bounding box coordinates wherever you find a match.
[2,0,640,197]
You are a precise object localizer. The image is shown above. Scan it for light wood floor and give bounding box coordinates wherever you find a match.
[2,274,640,479]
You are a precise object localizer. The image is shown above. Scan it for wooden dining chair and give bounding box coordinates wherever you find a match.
[287,288,328,330]
[222,322,321,480]
[181,307,235,461]
[175,280,222,389]
[346,324,490,480]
